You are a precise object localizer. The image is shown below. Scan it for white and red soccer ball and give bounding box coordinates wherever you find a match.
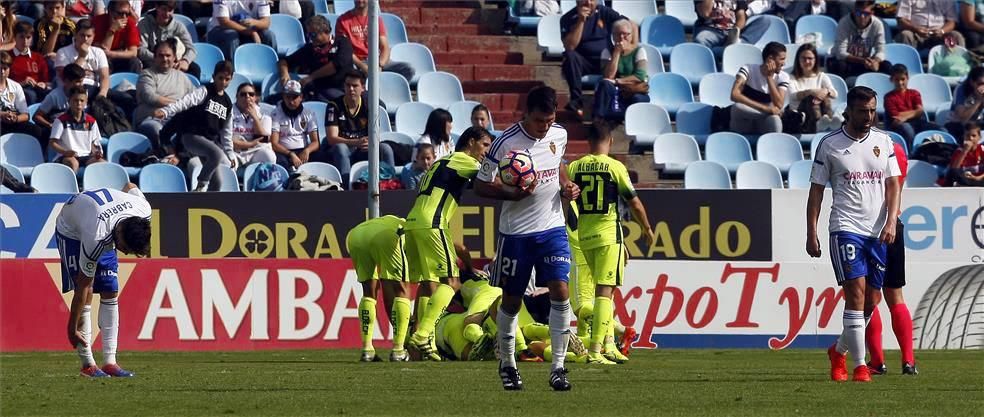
[498,150,536,189]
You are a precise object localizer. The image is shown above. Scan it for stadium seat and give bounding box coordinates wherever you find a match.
[722,43,762,75]
[684,161,732,189]
[625,103,672,150]
[705,132,753,173]
[611,0,657,25]
[140,163,189,192]
[648,72,693,117]
[312,0,329,14]
[641,15,686,57]
[107,132,151,178]
[652,133,700,174]
[379,71,413,117]
[193,42,224,83]
[14,14,34,26]
[27,102,40,122]
[349,160,369,190]
[828,73,848,112]
[109,72,139,89]
[699,72,736,107]
[382,13,409,45]
[173,14,198,42]
[786,159,814,189]
[674,102,714,145]
[506,2,541,34]
[82,162,128,191]
[664,0,698,28]
[908,73,952,121]
[936,108,952,127]
[382,133,417,155]
[395,102,435,136]
[885,130,908,155]
[670,43,717,87]
[537,15,564,59]
[186,73,201,87]
[928,44,971,87]
[736,161,784,189]
[884,43,923,74]
[782,43,801,72]
[31,163,79,193]
[318,13,339,29]
[333,0,354,14]
[417,72,465,110]
[303,101,328,140]
[299,161,343,184]
[259,102,275,115]
[223,73,251,99]
[855,72,893,115]
[756,132,804,174]
[809,132,827,158]
[1,133,44,177]
[639,44,665,76]
[904,160,939,187]
[912,130,957,155]
[449,101,481,135]
[374,105,392,133]
[261,72,300,102]
[794,15,837,56]
[187,159,240,191]
[746,15,791,48]
[234,43,279,85]
[269,14,305,56]
[390,43,436,85]
[243,163,288,191]
[1,161,24,183]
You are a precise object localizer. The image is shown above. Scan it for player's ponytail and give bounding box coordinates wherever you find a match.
[117,217,152,257]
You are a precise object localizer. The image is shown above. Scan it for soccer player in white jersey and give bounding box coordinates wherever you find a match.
[474,86,581,391]
[806,86,901,383]
[56,182,152,377]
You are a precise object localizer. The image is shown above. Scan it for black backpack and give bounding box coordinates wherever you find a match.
[912,142,958,166]
[88,96,131,137]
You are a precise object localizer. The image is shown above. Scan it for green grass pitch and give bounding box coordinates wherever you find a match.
[2,349,982,416]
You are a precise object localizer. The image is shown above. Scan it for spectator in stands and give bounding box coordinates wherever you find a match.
[829,0,890,78]
[415,108,453,160]
[10,22,51,105]
[35,1,76,59]
[960,0,984,51]
[885,63,938,147]
[54,19,137,119]
[33,63,85,140]
[154,60,236,192]
[65,0,95,20]
[13,1,42,22]
[518,0,562,16]
[471,103,492,130]
[784,0,850,33]
[325,70,395,181]
[730,41,788,134]
[400,142,435,190]
[92,0,143,72]
[206,0,275,62]
[135,39,195,155]
[694,0,760,49]
[1,50,42,142]
[895,0,965,51]
[270,79,320,171]
[93,0,142,18]
[945,66,984,138]
[786,43,841,133]
[559,0,625,118]
[138,0,201,79]
[0,2,13,52]
[335,0,414,82]
[278,14,352,102]
[946,122,984,186]
[180,0,213,21]
[592,18,648,124]
[49,86,104,174]
[231,82,276,166]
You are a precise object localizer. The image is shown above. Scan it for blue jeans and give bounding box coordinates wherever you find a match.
[325,142,395,180]
[136,118,166,155]
[206,27,277,62]
[592,79,649,122]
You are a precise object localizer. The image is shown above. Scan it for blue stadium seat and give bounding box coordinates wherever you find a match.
[884,43,923,74]
[417,71,465,110]
[648,72,693,117]
[1,161,24,183]
[31,163,79,193]
[625,103,672,150]
[187,161,240,191]
[107,132,151,178]
[782,43,801,72]
[904,160,939,187]
[611,0,657,24]
[303,101,328,141]
[664,0,698,28]
[27,103,40,123]
[855,72,893,115]
[382,132,417,148]
[269,14,305,56]
[684,161,732,189]
[908,73,952,121]
[885,130,908,156]
[261,72,300,102]
[746,15,791,48]
[376,105,392,133]
[638,44,665,76]
[671,43,717,87]
[82,162,128,191]
[395,102,436,136]
[506,2,541,34]
[1,133,44,177]
[382,13,409,45]
[936,108,952,126]
[537,14,564,58]
[234,43,279,85]
[14,14,34,26]
[652,133,700,174]
[109,72,139,89]
[641,15,685,57]
[349,160,368,190]
[225,73,251,99]
[299,161,343,184]
[722,43,762,75]
[786,159,814,189]
[756,133,804,174]
[795,15,837,56]
[828,73,848,112]
[173,14,198,42]
[699,72,736,107]
[187,73,202,87]
[390,43,436,85]
[912,130,957,155]
[736,161,784,189]
[140,163,189,192]
[333,0,354,14]
[312,0,329,14]
[193,42,224,83]
[449,101,482,135]
[674,102,714,145]
[705,132,753,173]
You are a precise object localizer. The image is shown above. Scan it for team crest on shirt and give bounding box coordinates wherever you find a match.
[549,141,556,154]
[873,146,880,158]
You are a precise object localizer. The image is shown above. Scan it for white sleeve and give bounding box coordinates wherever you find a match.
[54,48,70,69]
[255,0,272,18]
[78,222,108,278]
[634,46,647,63]
[214,0,231,18]
[89,120,102,148]
[50,117,65,140]
[93,47,109,70]
[270,111,283,133]
[810,142,830,185]
[127,187,146,199]
[820,72,836,98]
[160,86,208,121]
[737,65,750,80]
[304,110,318,134]
[13,84,28,113]
[259,114,272,135]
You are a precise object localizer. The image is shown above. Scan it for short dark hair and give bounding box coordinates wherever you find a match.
[345,69,366,85]
[587,120,612,145]
[472,104,490,118]
[762,41,786,60]
[525,86,557,114]
[890,63,908,78]
[213,60,234,78]
[154,37,177,54]
[455,126,492,152]
[237,82,255,94]
[14,21,33,36]
[76,19,93,32]
[964,66,984,90]
[846,86,878,108]
[68,86,88,98]
[156,0,178,11]
[416,142,435,155]
[117,217,152,257]
[965,122,981,135]
[63,63,86,82]
[0,51,10,67]
[110,0,130,12]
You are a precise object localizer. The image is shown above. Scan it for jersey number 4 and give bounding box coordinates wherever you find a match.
[575,173,615,214]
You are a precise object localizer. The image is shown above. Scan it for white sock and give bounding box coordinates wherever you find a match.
[77,305,95,367]
[549,299,572,371]
[99,297,119,365]
[497,308,518,369]
[842,309,866,368]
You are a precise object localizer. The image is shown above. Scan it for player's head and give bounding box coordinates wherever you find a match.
[413,142,435,170]
[890,63,909,90]
[455,126,493,161]
[586,120,613,152]
[963,122,981,146]
[67,86,88,114]
[114,216,152,257]
[471,104,491,129]
[523,86,557,139]
[843,86,877,134]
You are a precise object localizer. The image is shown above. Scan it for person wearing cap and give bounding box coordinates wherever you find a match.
[276,14,353,102]
[270,79,321,171]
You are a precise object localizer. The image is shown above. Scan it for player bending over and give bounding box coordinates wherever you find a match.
[57,183,151,377]
[347,215,413,362]
[806,86,901,383]
[475,86,580,391]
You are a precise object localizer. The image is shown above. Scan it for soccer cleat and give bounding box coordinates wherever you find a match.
[603,348,629,364]
[100,364,134,377]
[549,368,572,391]
[499,364,524,391]
[852,365,871,382]
[902,362,919,375]
[618,326,638,356]
[408,331,431,354]
[360,350,382,362]
[469,334,496,361]
[517,349,543,362]
[566,332,587,357]
[827,344,848,382]
[389,350,409,362]
[867,362,887,375]
[80,365,110,378]
[581,352,617,365]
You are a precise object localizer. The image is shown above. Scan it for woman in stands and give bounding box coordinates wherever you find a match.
[231,82,276,167]
[592,18,649,124]
[785,43,842,133]
[415,108,453,160]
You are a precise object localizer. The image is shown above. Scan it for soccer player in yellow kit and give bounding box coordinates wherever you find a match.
[568,123,654,364]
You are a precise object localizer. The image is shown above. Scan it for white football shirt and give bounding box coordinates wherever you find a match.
[810,127,901,237]
[56,188,152,277]
[477,122,567,235]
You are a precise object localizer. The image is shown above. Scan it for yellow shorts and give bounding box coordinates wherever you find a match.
[436,313,467,360]
[583,244,625,287]
[348,231,407,282]
[405,228,458,282]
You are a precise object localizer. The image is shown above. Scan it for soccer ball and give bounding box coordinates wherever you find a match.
[499,150,536,189]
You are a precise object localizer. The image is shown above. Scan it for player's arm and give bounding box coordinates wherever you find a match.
[805,183,825,257]
[66,271,94,347]
[454,241,476,274]
[559,160,580,200]
[880,176,900,245]
[626,196,654,246]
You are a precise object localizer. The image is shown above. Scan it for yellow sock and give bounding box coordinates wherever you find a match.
[418,284,454,336]
[590,297,613,353]
[576,304,594,338]
[358,297,377,351]
[391,297,411,351]
[415,296,429,332]
[605,311,618,351]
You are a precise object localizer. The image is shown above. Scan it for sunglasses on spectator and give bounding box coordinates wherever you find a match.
[854,10,873,17]
[239,91,256,97]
